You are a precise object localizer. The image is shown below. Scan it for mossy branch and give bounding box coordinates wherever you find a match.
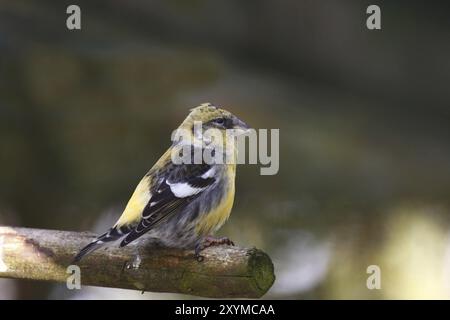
[0,226,275,298]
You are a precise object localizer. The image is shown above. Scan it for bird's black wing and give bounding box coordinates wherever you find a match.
[119,163,216,247]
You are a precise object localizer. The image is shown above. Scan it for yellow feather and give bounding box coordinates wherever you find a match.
[196,164,236,235]
[114,149,172,228]
[115,176,151,227]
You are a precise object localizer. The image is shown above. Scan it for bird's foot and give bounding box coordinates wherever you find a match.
[194,236,235,262]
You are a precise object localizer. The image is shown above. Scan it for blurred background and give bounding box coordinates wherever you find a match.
[1,0,450,299]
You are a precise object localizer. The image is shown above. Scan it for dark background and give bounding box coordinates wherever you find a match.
[1,0,450,299]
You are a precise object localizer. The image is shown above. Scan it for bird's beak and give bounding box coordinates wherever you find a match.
[232,117,251,135]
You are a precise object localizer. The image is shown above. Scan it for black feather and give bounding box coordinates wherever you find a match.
[72,228,122,263]
[119,166,217,247]
[72,240,103,263]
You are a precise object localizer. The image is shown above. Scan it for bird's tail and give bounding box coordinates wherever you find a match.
[72,228,122,263]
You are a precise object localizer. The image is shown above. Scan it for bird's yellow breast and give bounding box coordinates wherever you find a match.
[195,164,236,235]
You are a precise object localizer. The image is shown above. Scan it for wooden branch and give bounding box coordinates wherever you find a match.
[0,226,275,298]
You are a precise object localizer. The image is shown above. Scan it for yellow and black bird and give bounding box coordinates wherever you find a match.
[73,103,249,262]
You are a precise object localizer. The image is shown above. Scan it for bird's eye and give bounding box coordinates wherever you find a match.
[214,118,225,125]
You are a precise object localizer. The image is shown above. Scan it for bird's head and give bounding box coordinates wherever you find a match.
[172,103,250,162]
[182,103,250,134]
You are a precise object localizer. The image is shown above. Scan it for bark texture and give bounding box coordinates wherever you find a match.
[0,226,275,298]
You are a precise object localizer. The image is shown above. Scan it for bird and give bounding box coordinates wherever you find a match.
[73,103,250,263]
